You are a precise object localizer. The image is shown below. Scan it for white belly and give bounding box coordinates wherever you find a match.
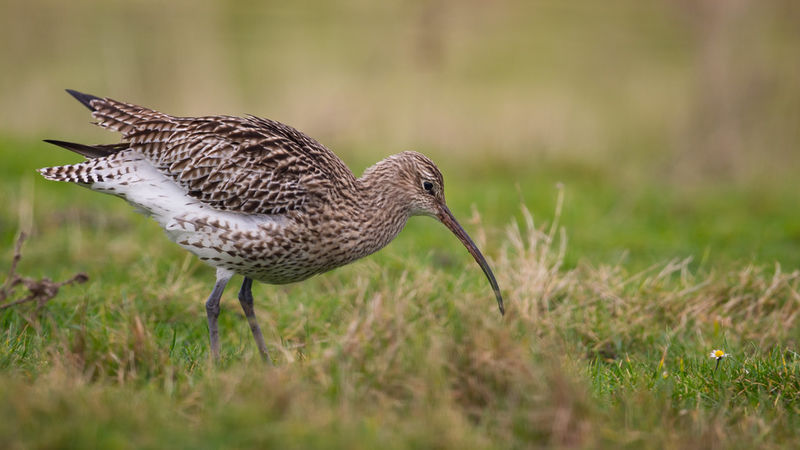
[88,152,289,273]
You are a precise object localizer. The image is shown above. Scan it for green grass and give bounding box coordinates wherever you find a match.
[1,138,799,448]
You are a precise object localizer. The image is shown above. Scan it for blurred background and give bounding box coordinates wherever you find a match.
[1,0,799,268]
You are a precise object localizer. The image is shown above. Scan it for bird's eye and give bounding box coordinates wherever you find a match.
[423,181,434,193]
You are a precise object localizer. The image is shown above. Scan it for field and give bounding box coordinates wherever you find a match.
[2,1,800,448]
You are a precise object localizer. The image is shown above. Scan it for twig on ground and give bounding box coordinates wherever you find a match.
[0,233,88,314]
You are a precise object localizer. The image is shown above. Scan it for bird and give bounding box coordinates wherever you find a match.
[38,89,505,363]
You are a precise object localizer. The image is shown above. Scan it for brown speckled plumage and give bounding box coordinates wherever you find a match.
[39,90,504,362]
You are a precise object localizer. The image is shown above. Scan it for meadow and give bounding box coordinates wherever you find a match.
[2,1,800,448]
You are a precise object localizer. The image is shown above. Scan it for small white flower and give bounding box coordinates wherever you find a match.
[709,349,728,360]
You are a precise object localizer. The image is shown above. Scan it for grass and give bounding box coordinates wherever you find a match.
[1,138,799,448]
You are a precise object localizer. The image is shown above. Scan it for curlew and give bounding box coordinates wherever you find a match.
[38,90,504,362]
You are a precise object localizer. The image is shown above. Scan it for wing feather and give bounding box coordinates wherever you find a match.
[70,92,356,216]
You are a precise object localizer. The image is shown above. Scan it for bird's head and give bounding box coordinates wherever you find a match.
[363,151,505,315]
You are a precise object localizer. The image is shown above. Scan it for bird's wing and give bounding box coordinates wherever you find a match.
[69,90,355,215]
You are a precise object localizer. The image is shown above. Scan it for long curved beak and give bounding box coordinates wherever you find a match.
[437,205,505,315]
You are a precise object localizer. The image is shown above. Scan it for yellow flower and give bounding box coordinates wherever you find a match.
[709,349,728,360]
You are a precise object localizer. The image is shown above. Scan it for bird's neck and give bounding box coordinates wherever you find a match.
[344,169,410,261]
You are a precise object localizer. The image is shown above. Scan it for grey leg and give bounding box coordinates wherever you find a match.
[206,269,232,362]
[238,277,273,364]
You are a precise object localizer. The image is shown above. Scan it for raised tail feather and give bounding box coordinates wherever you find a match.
[38,89,139,184]
[43,139,128,159]
[37,163,105,184]
[61,88,176,136]
[65,89,102,111]
[38,140,127,183]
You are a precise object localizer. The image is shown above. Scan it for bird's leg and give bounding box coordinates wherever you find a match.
[206,269,232,362]
[238,277,273,364]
